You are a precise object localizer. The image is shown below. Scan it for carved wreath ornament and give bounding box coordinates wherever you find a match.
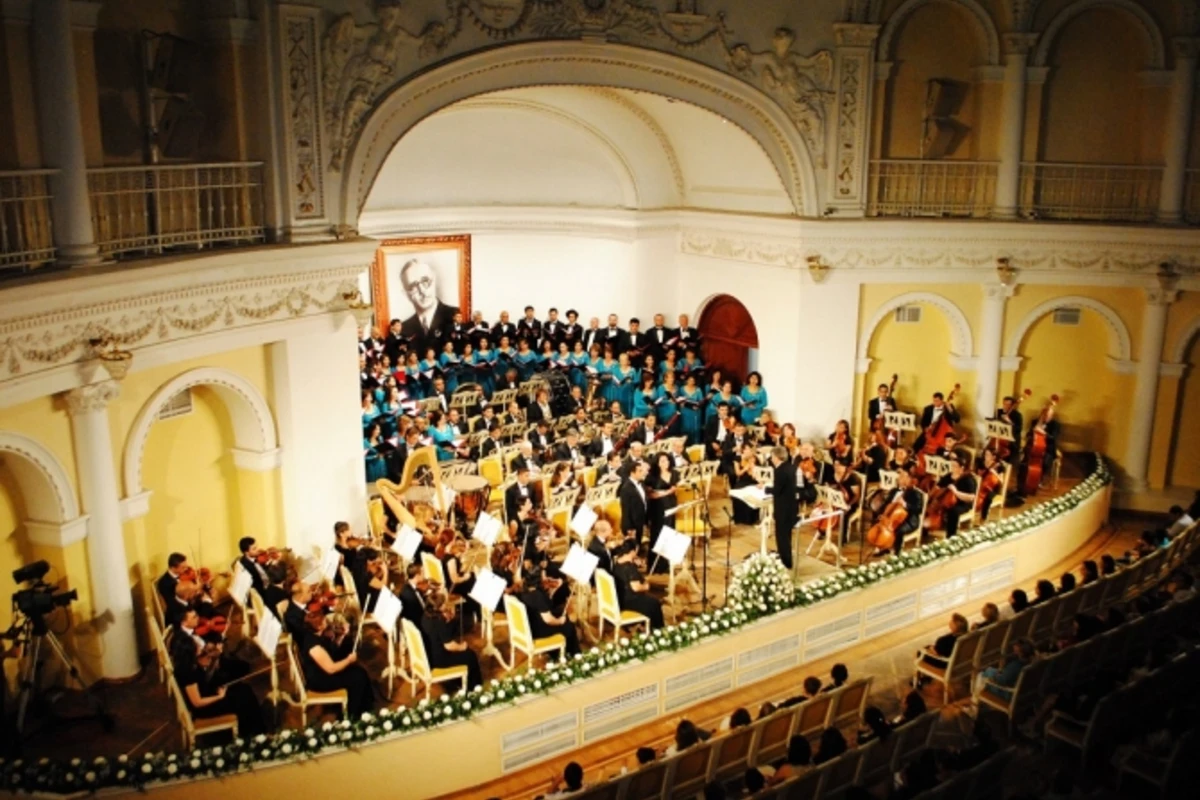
[320,1,835,171]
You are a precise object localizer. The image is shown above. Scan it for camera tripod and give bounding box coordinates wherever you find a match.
[10,611,110,737]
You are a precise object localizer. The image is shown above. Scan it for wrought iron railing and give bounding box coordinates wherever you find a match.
[0,169,56,275]
[867,159,997,218]
[87,162,266,258]
[1017,162,1162,223]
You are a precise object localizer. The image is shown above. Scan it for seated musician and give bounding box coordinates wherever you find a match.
[156,552,189,605]
[519,566,581,657]
[888,445,914,473]
[585,421,616,461]
[731,447,761,525]
[628,411,659,449]
[285,581,311,639]
[506,465,537,530]
[720,421,751,479]
[360,549,387,614]
[333,521,368,589]
[553,428,587,468]
[174,606,249,684]
[929,454,977,538]
[421,590,482,691]
[444,537,479,631]
[795,441,824,486]
[549,462,578,497]
[528,419,554,457]
[430,410,468,461]
[496,366,522,395]
[300,612,374,717]
[976,449,1004,522]
[399,563,429,628]
[817,460,861,541]
[827,419,854,464]
[502,399,525,427]
[607,400,626,423]
[612,540,665,630]
[596,450,624,485]
[528,388,555,425]
[480,422,503,458]
[166,580,207,628]
[565,384,587,415]
[512,441,541,476]
[871,466,924,557]
[473,404,497,433]
[512,496,546,564]
[237,536,271,598]
[913,392,960,452]
[669,438,690,469]
[171,640,266,736]
[704,402,733,460]
[587,519,617,577]
[620,441,646,479]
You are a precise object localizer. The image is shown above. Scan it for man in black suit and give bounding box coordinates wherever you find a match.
[994,396,1024,465]
[586,421,617,461]
[582,317,603,354]
[553,429,586,467]
[237,536,269,598]
[648,313,672,361]
[595,450,624,485]
[704,403,733,460]
[492,310,517,345]
[511,441,540,476]
[619,459,650,546]
[528,420,553,455]
[542,308,563,346]
[913,392,960,453]
[480,423,503,458]
[284,581,311,640]
[625,318,648,361]
[561,309,582,348]
[602,314,627,355]
[586,519,617,579]
[527,388,554,425]
[626,411,659,449]
[505,465,536,529]
[672,313,700,357]
[397,259,460,351]
[157,552,188,604]
[517,306,542,347]
[867,383,897,425]
[399,563,428,630]
[766,447,799,569]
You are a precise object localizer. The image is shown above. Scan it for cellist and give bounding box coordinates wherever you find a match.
[913,391,960,453]
[868,467,924,557]
[1018,401,1061,497]
[975,448,1004,521]
[926,454,977,538]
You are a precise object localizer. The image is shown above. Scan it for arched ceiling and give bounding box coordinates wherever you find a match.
[362,85,793,217]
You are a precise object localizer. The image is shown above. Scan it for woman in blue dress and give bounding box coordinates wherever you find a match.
[656,372,680,433]
[364,422,388,481]
[702,368,722,425]
[428,411,460,462]
[740,371,768,426]
[677,374,704,446]
[597,347,619,408]
[708,378,743,422]
[438,341,462,393]
[494,336,516,386]
[659,349,680,383]
[567,340,590,390]
[418,348,440,398]
[632,374,657,419]
[361,390,380,429]
[402,352,424,400]
[473,339,496,396]
[379,384,404,439]
[679,349,704,381]
[537,339,556,373]
[613,353,637,417]
[513,339,539,382]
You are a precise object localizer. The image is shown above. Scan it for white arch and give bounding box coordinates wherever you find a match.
[856,292,975,362]
[1032,0,1167,68]
[0,431,80,524]
[342,40,818,223]
[123,367,279,500]
[1004,296,1133,361]
[1170,315,1200,363]
[877,0,1002,64]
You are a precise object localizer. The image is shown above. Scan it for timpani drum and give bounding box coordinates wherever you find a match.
[448,474,490,529]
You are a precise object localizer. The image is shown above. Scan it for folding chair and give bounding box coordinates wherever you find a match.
[915,629,982,702]
[665,740,715,800]
[706,725,756,785]
[753,704,800,766]
[890,710,938,772]
[795,693,834,740]
[595,568,649,641]
[827,677,872,729]
[816,748,865,799]
[974,619,1010,672]
[854,733,900,788]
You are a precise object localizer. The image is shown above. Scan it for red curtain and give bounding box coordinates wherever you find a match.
[698,295,759,388]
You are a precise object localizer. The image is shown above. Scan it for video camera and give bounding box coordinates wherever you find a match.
[10,559,77,624]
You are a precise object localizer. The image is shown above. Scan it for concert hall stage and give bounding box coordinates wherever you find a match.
[137,474,1111,800]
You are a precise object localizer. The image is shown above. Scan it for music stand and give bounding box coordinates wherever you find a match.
[649,527,699,614]
[562,544,600,641]
[885,411,918,448]
[805,485,850,568]
[728,484,771,555]
[470,569,511,670]
[986,419,1014,444]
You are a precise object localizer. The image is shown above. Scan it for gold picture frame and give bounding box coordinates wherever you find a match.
[370,235,472,335]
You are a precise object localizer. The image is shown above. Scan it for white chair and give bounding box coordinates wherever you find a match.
[900,489,929,550]
[228,560,256,639]
[401,618,467,698]
[503,594,566,668]
[421,552,447,587]
[247,589,296,706]
[147,614,174,694]
[595,568,649,641]
[286,641,348,726]
[915,628,984,702]
[170,673,236,750]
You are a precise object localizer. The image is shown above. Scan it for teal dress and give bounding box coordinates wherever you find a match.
[473,349,496,395]
[632,387,656,420]
[364,438,387,481]
[404,365,424,399]
[613,366,637,417]
[418,358,439,396]
[438,352,462,392]
[655,384,679,427]
[678,387,703,445]
[708,392,743,423]
[361,404,380,429]
[379,401,402,438]
[495,346,516,384]
[430,424,458,462]
[598,358,618,406]
[658,361,679,383]
[514,350,539,382]
[567,352,590,389]
[740,386,768,425]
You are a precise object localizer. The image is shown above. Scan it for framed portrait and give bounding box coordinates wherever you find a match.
[369,235,472,341]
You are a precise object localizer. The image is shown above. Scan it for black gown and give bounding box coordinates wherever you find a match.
[731,465,761,525]
[177,658,265,735]
[614,562,665,629]
[420,614,482,691]
[300,632,374,717]
[521,587,580,656]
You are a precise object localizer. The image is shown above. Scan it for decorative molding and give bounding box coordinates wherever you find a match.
[1146,287,1180,306]
[123,367,279,498]
[1004,295,1134,361]
[1033,0,1166,69]
[588,87,686,202]
[856,357,873,374]
[1003,32,1039,56]
[1169,315,1200,362]
[999,356,1023,371]
[833,23,880,48]
[949,355,979,370]
[1159,362,1187,378]
[982,283,1016,301]
[232,447,284,472]
[830,43,873,208]
[280,6,326,221]
[62,380,120,415]
[0,431,81,523]
[857,291,975,362]
[972,65,1007,83]
[25,517,90,548]
[1107,357,1136,374]
[874,61,894,80]
[119,491,153,522]
[878,0,1001,64]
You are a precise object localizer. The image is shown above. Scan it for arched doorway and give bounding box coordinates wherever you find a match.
[698,295,759,387]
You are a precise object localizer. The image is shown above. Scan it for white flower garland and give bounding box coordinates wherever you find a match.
[0,456,1111,794]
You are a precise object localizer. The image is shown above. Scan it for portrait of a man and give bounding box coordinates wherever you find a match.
[369,235,472,347]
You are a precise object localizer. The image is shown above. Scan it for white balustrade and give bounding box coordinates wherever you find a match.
[0,169,57,275]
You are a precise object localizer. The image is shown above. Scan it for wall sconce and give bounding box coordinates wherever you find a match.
[1157,262,1179,292]
[86,336,133,381]
[342,289,375,328]
[996,257,1017,286]
[806,254,829,284]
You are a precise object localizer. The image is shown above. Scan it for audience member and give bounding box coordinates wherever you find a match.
[742,768,765,796]
[972,602,1000,630]
[974,639,1034,700]
[1166,504,1194,537]
[665,719,710,756]
[822,663,849,693]
[769,736,812,784]
[813,727,847,765]
[1058,571,1076,593]
[856,706,892,745]
[543,762,585,799]
[1080,559,1099,584]
[1008,588,1029,616]
[894,690,926,725]
[1032,579,1056,605]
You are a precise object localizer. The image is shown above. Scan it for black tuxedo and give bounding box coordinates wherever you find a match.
[491,321,517,345]
[239,555,268,598]
[527,401,554,425]
[399,584,426,629]
[704,417,733,459]
[560,323,581,347]
[283,600,308,641]
[480,436,502,458]
[768,461,799,568]
[582,327,603,354]
[625,331,649,359]
[995,408,1024,462]
[542,320,563,345]
[528,430,552,453]
[619,478,648,541]
[553,442,584,464]
[399,302,459,350]
[587,536,615,580]
[505,480,535,523]
[648,326,671,359]
[919,404,960,430]
[156,571,180,604]
[473,415,496,433]
[511,453,540,475]
[672,326,700,354]
[602,327,627,354]
[517,318,542,346]
[586,435,616,460]
[868,397,897,423]
[627,421,657,448]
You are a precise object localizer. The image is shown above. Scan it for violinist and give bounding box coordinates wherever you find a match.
[506,465,537,534]
[443,537,479,631]
[157,552,189,605]
[731,446,761,525]
[512,440,541,476]
[888,445,915,473]
[868,382,897,425]
[870,467,923,557]
[285,581,311,639]
[237,536,271,598]
[586,520,617,578]
[360,549,388,614]
[819,460,861,542]
[301,612,374,717]
[913,392,960,453]
[994,396,1024,465]
[399,563,429,628]
[263,561,290,615]
[174,606,249,684]
[975,449,1004,522]
[795,442,824,487]
[166,580,208,628]
[585,421,617,460]
[421,590,482,691]
[927,454,977,538]
[332,522,368,590]
[172,639,266,736]
[613,540,665,629]
[514,496,547,565]
[827,420,854,464]
[519,566,581,656]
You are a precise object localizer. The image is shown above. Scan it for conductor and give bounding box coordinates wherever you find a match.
[766,446,799,569]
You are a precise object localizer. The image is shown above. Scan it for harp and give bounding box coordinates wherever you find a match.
[375,445,449,530]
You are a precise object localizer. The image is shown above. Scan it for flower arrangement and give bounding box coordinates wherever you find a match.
[1,456,1110,794]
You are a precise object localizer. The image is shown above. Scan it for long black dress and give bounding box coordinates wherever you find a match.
[731,462,761,525]
[614,561,665,629]
[300,631,374,717]
[420,613,482,691]
[176,651,265,735]
[645,470,676,551]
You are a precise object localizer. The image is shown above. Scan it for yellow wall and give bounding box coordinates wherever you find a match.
[0,468,28,636]
[1170,337,1200,488]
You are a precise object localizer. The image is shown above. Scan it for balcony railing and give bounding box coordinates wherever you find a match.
[867,159,998,218]
[87,162,266,258]
[1017,162,1162,223]
[0,169,57,275]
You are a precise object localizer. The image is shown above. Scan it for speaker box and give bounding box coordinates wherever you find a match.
[924,79,967,119]
[923,117,969,159]
[156,97,205,159]
[148,35,199,94]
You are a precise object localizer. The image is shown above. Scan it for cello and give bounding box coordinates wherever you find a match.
[1022,394,1059,496]
[866,495,907,553]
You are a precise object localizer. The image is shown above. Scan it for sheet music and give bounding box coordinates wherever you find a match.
[986,419,1014,442]
[816,485,850,510]
[470,568,507,611]
[372,587,402,633]
[392,525,423,561]
[255,610,281,656]
[561,544,599,584]
[729,485,769,506]
[884,411,918,432]
[652,527,691,566]
[570,505,599,537]
[472,511,503,547]
[924,454,953,476]
[319,549,341,582]
[229,568,253,606]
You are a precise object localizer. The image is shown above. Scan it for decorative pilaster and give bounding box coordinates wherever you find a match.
[828,24,880,216]
[63,380,139,678]
[275,4,330,240]
[1123,287,1178,491]
[994,33,1037,219]
[975,282,1015,437]
[31,0,101,265]
[1158,38,1199,223]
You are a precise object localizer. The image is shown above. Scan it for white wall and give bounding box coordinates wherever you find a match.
[794,282,860,439]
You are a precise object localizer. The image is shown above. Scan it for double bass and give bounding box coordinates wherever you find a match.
[988,388,1032,460]
[921,383,960,456]
[1022,394,1059,496]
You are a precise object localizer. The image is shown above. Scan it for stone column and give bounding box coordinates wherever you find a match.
[30,0,100,265]
[1158,38,1199,223]
[63,380,139,678]
[974,283,1015,437]
[1123,288,1178,491]
[828,24,880,217]
[994,34,1037,219]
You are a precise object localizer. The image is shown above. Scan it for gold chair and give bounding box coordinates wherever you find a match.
[401,618,468,698]
[421,552,447,586]
[595,568,649,641]
[286,641,349,726]
[503,594,566,668]
[171,674,237,750]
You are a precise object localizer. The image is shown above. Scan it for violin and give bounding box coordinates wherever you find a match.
[866,496,908,552]
[306,584,339,616]
[976,463,1002,513]
[194,615,228,639]
[254,546,288,565]
[179,566,213,589]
